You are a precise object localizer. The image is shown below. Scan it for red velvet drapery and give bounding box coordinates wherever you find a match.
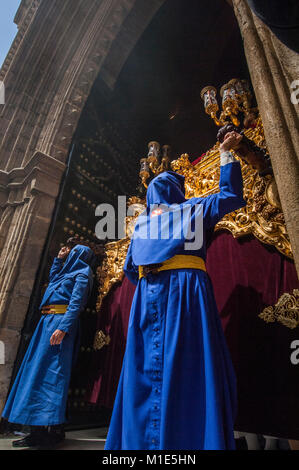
[206,232,299,438]
[86,276,135,410]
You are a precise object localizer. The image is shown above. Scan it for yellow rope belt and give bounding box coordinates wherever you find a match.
[41,304,68,315]
[138,255,206,279]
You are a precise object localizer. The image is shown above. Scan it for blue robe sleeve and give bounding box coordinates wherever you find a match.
[57,273,91,335]
[123,241,139,285]
[198,161,246,229]
[49,257,64,282]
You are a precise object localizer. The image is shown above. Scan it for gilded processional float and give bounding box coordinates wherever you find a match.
[87,79,299,439]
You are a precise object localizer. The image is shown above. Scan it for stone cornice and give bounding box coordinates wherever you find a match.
[14,0,37,28]
[0,151,65,207]
[0,0,41,80]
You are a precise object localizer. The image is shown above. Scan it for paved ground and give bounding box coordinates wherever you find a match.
[0,428,296,451]
[0,427,107,450]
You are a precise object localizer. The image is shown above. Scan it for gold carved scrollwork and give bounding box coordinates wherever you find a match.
[96,237,130,313]
[171,117,293,260]
[93,330,111,351]
[259,289,299,329]
[96,197,145,314]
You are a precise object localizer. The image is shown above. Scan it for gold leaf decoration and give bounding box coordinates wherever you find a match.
[93,330,111,351]
[96,238,130,313]
[96,197,145,313]
[259,289,299,329]
[171,116,292,259]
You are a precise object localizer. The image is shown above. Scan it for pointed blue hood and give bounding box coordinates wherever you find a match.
[146,171,186,205]
[124,171,203,273]
[40,245,95,307]
[52,245,95,282]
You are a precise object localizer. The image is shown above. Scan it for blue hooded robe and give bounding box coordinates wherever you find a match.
[2,245,94,426]
[105,159,246,450]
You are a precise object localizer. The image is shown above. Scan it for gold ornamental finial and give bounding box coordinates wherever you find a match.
[200,78,255,127]
[139,141,171,188]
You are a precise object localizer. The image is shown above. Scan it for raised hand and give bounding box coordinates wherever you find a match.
[220,131,243,153]
[57,246,70,259]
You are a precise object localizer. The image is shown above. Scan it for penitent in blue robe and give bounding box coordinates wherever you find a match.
[105,156,246,450]
[2,245,94,426]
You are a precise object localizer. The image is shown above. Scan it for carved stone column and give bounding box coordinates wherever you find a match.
[0,152,65,412]
[232,0,299,275]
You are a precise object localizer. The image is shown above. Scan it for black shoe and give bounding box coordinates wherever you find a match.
[12,434,43,448]
[38,432,65,449]
[12,426,48,448]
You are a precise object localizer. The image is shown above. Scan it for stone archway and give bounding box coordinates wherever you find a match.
[0,0,166,412]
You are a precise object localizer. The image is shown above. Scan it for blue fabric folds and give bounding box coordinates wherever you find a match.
[105,270,237,450]
[2,245,94,426]
[106,162,246,450]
